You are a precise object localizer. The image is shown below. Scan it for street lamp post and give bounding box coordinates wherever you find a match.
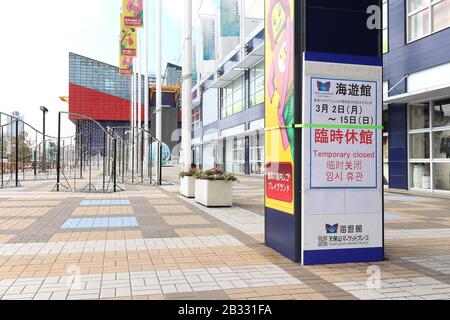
[40,106,48,173]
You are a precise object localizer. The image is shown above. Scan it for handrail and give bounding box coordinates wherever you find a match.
[59,112,115,140]
[108,126,163,145]
[0,111,75,140]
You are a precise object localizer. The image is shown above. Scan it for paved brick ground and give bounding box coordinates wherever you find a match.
[0,169,449,300]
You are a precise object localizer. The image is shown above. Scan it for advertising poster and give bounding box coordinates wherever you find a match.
[220,0,240,37]
[122,0,144,28]
[265,0,295,215]
[120,16,137,57]
[119,55,133,77]
[301,59,383,265]
[201,17,216,61]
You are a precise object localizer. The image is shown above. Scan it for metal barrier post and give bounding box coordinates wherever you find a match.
[56,113,61,192]
[114,138,117,193]
[159,143,162,186]
[1,123,3,187]
[15,118,19,187]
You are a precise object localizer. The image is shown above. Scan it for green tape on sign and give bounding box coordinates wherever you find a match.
[294,124,384,130]
[265,124,384,131]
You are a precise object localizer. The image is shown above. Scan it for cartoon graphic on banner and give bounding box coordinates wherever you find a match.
[120,17,137,57]
[265,0,295,215]
[267,0,295,158]
[220,0,240,37]
[120,55,133,76]
[123,0,143,28]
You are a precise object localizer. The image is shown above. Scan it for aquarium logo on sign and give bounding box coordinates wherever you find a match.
[317,81,331,92]
[326,224,339,234]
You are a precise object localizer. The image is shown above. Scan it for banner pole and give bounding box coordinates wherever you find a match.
[144,0,149,173]
[182,0,193,171]
[155,0,162,183]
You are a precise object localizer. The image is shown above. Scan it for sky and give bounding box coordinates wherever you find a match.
[0,0,216,137]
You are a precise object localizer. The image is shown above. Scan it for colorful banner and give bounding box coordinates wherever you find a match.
[201,17,216,61]
[120,16,137,57]
[220,0,240,37]
[119,55,133,76]
[122,0,144,28]
[265,0,295,215]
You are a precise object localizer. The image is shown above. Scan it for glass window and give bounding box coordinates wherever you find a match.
[433,99,450,128]
[410,132,430,158]
[434,163,450,191]
[250,133,265,175]
[433,0,450,32]
[221,75,245,118]
[410,103,430,129]
[232,137,245,174]
[407,0,450,42]
[411,163,431,189]
[409,0,428,12]
[250,61,265,107]
[383,0,389,53]
[408,8,430,41]
[433,130,450,158]
[192,108,201,130]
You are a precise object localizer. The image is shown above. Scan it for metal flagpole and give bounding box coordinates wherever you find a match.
[137,28,143,173]
[155,0,162,184]
[144,0,150,174]
[182,0,193,172]
[130,58,135,171]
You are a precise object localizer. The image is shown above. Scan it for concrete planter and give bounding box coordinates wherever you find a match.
[195,179,233,207]
[180,176,196,198]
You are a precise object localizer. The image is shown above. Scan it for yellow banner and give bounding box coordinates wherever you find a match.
[265,0,295,215]
[120,55,133,77]
[120,15,137,57]
[122,0,143,28]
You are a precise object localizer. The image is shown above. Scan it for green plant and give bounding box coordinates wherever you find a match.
[179,168,199,178]
[193,168,237,182]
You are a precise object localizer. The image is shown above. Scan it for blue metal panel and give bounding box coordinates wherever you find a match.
[304,248,383,265]
[305,0,382,58]
[384,0,450,88]
[265,208,297,262]
[218,104,264,131]
[389,104,408,189]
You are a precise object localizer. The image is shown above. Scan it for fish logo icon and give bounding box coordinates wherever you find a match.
[317,81,331,92]
[326,224,339,234]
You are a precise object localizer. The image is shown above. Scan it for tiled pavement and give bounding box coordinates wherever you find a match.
[0,171,450,300]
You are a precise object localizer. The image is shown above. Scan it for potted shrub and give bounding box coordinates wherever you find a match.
[194,168,237,207]
[180,168,198,198]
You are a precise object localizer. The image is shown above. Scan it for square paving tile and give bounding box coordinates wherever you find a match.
[163,216,210,226]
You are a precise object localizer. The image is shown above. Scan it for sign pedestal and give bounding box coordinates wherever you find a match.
[264,0,384,265]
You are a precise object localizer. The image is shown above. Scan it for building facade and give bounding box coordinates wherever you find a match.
[190,0,450,197]
[190,0,265,174]
[384,0,450,194]
[69,53,181,153]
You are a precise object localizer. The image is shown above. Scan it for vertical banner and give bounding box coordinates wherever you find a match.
[192,44,198,86]
[120,16,137,57]
[120,55,133,76]
[123,0,144,28]
[220,0,240,37]
[264,0,296,260]
[201,17,216,61]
